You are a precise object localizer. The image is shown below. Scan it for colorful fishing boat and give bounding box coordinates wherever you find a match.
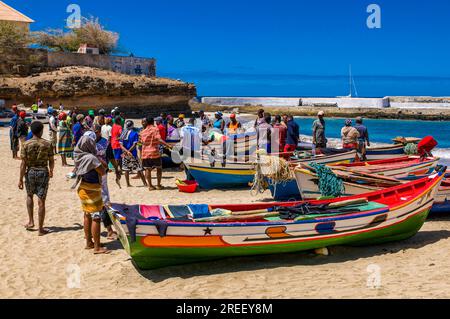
[330,156,439,177]
[108,173,444,269]
[269,156,439,201]
[294,164,450,213]
[366,144,406,160]
[185,150,357,189]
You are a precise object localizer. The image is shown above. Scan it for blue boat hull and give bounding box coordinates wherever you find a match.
[430,200,450,214]
[187,167,254,189]
[269,179,302,201]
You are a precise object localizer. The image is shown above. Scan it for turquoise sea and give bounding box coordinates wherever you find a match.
[293,117,450,163]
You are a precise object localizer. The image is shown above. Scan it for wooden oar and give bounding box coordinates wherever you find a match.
[332,168,401,185]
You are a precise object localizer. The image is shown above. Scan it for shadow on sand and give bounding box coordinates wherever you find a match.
[135,230,450,283]
[47,224,83,233]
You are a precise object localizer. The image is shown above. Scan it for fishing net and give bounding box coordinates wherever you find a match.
[251,151,293,195]
[404,143,418,155]
[309,163,345,198]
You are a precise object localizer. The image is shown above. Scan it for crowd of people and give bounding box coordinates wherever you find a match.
[9,100,371,255]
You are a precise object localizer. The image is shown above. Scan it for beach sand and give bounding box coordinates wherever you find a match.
[1,126,450,299]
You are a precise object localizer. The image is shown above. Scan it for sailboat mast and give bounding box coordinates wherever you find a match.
[349,64,352,97]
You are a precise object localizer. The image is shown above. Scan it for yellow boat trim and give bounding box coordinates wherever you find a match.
[189,166,256,176]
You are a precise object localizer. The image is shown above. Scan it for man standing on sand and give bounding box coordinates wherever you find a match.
[111,115,124,169]
[18,121,55,236]
[284,115,299,154]
[48,108,58,155]
[16,111,29,155]
[312,111,327,149]
[140,117,171,191]
[9,105,20,159]
[355,117,370,161]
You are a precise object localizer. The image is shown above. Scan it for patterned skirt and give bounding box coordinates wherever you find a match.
[122,155,143,172]
[58,129,73,157]
[77,182,104,214]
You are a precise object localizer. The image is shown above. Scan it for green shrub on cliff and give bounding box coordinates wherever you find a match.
[0,22,31,49]
[32,17,119,55]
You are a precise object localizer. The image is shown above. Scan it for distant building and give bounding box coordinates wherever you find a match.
[0,1,34,31]
[77,44,100,55]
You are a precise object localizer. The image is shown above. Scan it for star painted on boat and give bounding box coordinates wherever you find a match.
[203,227,213,236]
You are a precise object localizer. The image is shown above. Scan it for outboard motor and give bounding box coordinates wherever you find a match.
[417,136,438,160]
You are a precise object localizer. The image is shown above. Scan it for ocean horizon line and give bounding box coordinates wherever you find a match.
[160,71,450,81]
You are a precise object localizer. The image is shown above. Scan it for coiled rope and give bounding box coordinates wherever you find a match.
[309,162,345,198]
[251,151,293,196]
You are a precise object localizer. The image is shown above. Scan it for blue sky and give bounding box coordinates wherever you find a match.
[6,0,450,96]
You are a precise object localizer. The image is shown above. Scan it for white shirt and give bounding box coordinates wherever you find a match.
[49,116,57,132]
[101,124,112,141]
[180,124,202,152]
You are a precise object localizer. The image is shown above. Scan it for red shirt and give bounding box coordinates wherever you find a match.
[111,124,123,150]
[273,123,287,148]
[157,124,167,141]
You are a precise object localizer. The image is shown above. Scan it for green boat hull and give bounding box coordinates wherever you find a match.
[120,209,430,270]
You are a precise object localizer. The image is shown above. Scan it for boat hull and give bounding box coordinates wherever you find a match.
[186,150,357,189]
[109,175,442,269]
[113,206,431,270]
[366,144,406,160]
[294,168,450,213]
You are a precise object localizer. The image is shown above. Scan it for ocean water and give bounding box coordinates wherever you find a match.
[164,72,450,97]
[293,117,450,163]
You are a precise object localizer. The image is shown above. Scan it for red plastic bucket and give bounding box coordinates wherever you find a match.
[176,180,199,193]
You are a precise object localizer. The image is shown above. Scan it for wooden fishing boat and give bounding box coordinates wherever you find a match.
[185,150,357,189]
[294,165,450,214]
[269,156,439,201]
[298,142,406,161]
[108,173,444,269]
[366,144,406,160]
[330,156,439,178]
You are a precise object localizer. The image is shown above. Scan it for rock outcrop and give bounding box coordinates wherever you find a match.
[0,66,197,116]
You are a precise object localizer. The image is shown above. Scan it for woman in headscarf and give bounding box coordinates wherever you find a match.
[57,112,73,167]
[341,119,360,150]
[73,136,110,255]
[119,120,147,187]
[167,115,180,141]
[213,112,225,133]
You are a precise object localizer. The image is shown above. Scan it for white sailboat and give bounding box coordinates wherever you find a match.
[347,64,359,98]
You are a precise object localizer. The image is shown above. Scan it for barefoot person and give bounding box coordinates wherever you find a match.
[18,121,55,236]
[57,112,73,167]
[73,136,110,255]
[140,116,171,191]
[84,127,118,241]
[9,105,19,159]
[119,120,147,187]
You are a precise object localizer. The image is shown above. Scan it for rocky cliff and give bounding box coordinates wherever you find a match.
[0,66,197,116]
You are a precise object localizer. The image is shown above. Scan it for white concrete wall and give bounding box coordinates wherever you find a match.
[201,97,300,107]
[202,97,390,108]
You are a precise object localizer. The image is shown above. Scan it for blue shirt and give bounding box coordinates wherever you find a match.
[9,115,18,129]
[286,120,300,146]
[82,169,100,184]
[73,123,83,145]
[355,124,369,142]
[120,130,139,157]
[26,131,33,141]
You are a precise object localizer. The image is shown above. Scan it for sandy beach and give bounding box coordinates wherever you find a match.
[1,125,450,299]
